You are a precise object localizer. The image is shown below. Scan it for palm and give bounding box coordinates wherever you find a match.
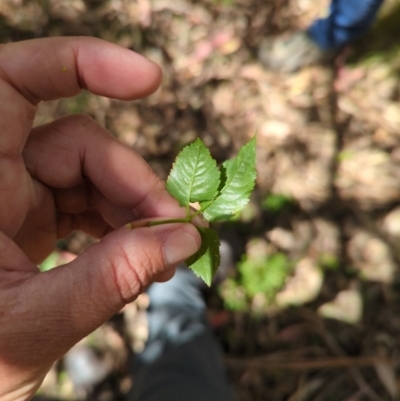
[0,156,35,239]
[2,111,114,265]
[9,162,58,264]
[0,155,55,264]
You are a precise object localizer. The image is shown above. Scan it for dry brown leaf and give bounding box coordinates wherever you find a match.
[348,231,396,283]
[276,258,323,307]
[318,288,363,325]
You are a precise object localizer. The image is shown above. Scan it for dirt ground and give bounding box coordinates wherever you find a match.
[3,0,400,400]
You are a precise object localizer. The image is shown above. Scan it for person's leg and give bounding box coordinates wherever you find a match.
[126,267,237,401]
[259,0,385,72]
[308,0,385,50]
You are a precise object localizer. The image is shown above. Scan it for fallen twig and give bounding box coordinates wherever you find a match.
[225,355,390,371]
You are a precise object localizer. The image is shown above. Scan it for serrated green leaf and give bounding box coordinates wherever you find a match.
[166,139,220,207]
[202,137,257,221]
[186,227,220,286]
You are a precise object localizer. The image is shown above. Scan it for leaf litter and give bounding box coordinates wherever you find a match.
[5,0,400,399]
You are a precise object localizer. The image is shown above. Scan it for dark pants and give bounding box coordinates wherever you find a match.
[308,0,385,49]
[127,268,237,401]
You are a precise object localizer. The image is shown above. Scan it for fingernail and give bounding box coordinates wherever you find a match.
[163,228,200,267]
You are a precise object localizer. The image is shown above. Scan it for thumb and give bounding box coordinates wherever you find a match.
[0,222,200,392]
[85,222,202,306]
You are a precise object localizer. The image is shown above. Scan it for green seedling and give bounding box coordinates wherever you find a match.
[128,137,257,285]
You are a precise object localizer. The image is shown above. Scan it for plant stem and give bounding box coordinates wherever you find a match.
[126,216,192,230]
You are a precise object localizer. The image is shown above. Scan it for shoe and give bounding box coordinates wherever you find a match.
[258,31,336,73]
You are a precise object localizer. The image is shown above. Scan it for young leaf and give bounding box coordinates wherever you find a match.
[166,139,220,207]
[186,227,220,286]
[202,137,257,221]
[144,136,258,286]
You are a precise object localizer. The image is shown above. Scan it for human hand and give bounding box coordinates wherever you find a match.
[0,37,201,400]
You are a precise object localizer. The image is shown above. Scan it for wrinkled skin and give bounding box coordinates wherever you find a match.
[0,37,201,400]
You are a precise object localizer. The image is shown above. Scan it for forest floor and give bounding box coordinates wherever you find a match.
[3,0,400,400]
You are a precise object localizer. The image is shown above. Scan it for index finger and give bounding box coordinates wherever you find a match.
[0,36,162,104]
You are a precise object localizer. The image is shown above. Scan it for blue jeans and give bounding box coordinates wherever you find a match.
[127,268,237,401]
[308,0,384,49]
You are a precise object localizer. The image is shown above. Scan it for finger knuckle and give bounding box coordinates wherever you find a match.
[108,242,145,304]
[104,240,164,305]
